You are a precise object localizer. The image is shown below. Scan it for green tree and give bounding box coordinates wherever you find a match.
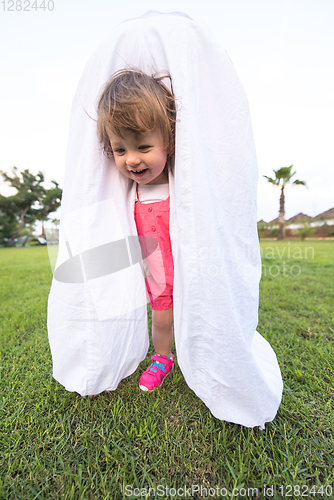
[0,167,62,246]
[38,181,62,238]
[0,196,19,241]
[264,165,306,240]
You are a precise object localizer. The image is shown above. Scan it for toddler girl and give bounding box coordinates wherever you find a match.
[48,12,283,428]
[96,69,176,391]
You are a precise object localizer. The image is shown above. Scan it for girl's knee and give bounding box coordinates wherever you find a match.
[152,307,173,329]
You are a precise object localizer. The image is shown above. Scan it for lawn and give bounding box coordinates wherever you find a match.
[0,241,333,499]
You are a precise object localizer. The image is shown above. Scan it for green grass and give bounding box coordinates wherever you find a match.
[0,242,333,499]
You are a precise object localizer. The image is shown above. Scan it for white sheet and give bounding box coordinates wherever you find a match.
[47,11,283,428]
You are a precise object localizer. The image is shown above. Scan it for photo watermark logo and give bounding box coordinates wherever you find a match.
[1,0,54,11]
[123,482,333,498]
[261,242,315,278]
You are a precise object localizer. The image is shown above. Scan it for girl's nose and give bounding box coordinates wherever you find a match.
[126,151,141,167]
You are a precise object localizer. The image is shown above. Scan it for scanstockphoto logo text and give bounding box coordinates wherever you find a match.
[124,484,261,498]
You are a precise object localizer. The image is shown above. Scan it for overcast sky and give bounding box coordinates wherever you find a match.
[1,0,333,222]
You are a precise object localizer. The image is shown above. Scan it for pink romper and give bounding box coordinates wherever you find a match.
[134,184,174,310]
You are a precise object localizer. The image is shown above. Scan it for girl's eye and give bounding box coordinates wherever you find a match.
[139,145,151,151]
[114,148,125,155]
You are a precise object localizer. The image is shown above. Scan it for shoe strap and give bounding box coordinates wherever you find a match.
[148,354,173,374]
[151,354,173,365]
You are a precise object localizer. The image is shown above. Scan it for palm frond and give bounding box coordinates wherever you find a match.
[263,175,279,185]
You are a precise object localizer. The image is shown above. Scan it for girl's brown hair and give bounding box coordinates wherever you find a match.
[97,69,176,173]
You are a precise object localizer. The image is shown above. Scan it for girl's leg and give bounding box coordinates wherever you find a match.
[151,307,174,358]
[139,307,174,391]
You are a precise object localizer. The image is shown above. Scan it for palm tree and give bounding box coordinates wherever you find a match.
[264,165,306,240]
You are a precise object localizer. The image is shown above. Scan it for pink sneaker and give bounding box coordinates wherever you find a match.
[139,353,174,391]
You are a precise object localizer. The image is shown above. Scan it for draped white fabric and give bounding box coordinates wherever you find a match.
[47,11,283,428]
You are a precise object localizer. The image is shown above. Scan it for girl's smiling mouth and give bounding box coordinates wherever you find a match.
[130,168,148,177]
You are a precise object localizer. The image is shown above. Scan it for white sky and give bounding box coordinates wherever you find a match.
[1,0,333,222]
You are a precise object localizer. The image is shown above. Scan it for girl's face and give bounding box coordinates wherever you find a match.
[108,129,168,184]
